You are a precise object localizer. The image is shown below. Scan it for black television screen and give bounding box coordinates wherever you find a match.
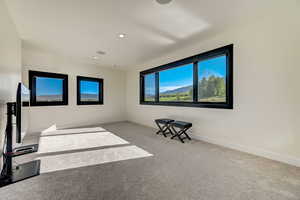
[16,83,30,143]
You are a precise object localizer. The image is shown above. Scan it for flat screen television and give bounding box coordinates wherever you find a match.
[16,83,30,143]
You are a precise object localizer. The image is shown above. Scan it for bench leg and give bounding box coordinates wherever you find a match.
[155,121,161,134]
[184,133,191,140]
[170,126,185,143]
[170,126,191,143]
[166,125,174,136]
[155,122,171,137]
[183,128,191,140]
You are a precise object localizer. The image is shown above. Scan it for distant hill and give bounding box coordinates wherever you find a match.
[37,95,62,101]
[162,85,192,95]
[81,93,98,101]
[36,94,98,102]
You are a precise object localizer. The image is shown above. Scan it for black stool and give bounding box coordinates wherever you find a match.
[170,121,192,143]
[155,119,175,137]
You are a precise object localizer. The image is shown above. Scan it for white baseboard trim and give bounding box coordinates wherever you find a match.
[191,134,300,168]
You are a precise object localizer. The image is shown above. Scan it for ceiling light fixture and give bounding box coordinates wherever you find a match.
[118,34,125,38]
[156,0,172,5]
[97,50,106,55]
[92,56,99,60]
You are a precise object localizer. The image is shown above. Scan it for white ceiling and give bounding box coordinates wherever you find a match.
[5,0,278,69]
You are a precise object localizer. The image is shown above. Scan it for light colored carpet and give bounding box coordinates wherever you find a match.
[38,145,152,174]
[41,126,106,136]
[38,131,129,154]
[1,122,300,200]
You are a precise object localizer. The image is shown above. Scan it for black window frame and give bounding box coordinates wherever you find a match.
[140,44,233,109]
[77,76,104,105]
[29,70,68,106]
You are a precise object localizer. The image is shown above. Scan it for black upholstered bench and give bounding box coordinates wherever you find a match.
[170,121,192,143]
[155,119,175,137]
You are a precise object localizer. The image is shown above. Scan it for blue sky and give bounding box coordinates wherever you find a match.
[80,80,99,94]
[145,55,226,94]
[144,73,156,95]
[159,63,193,92]
[36,77,63,96]
[36,77,99,96]
[198,55,226,80]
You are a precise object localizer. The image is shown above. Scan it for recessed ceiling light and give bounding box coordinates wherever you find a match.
[92,56,99,60]
[156,0,172,4]
[97,50,106,55]
[118,34,125,38]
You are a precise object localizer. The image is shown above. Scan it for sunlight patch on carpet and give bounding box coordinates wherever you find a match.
[38,131,129,154]
[37,145,153,174]
[41,127,106,136]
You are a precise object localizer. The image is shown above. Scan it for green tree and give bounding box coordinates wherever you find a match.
[206,75,216,97]
[215,77,225,97]
[198,76,226,100]
[198,77,208,98]
[188,88,193,99]
[176,93,180,101]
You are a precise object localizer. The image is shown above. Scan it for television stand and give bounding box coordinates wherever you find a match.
[0,102,40,187]
[0,160,40,187]
[12,144,39,157]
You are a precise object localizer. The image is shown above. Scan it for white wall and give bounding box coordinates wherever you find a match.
[0,0,21,169]
[126,3,300,166]
[0,0,21,104]
[0,0,21,105]
[22,47,127,133]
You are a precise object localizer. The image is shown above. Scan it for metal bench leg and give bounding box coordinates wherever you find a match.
[156,122,170,137]
[171,126,191,143]
[155,121,162,134]
[166,124,174,135]
[184,131,191,140]
[161,125,169,137]
[170,126,177,139]
[181,127,191,140]
[177,129,186,143]
[170,126,185,143]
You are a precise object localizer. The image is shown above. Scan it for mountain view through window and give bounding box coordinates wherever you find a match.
[159,63,193,102]
[140,45,233,109]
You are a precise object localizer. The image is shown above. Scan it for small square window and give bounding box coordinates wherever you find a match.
[77,76,103,105]
[29,70,68,106]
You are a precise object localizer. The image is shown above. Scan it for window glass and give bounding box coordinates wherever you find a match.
[144,73,155,101]
[198,56,226,102]
[80,80,99,102]
[159,63,193,102]
[36,77,63,102]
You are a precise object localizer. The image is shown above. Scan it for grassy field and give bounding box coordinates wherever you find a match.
[159,94,192,102]
[146,93,225,102]
[198,96,226,102]
[145,97,155,101]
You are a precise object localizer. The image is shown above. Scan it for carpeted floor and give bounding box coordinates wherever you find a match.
[1,122,300,200]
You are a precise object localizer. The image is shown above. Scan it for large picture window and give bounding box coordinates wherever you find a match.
[29,70,68,106]
[140,44,233,109]
[77,76,103,105]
